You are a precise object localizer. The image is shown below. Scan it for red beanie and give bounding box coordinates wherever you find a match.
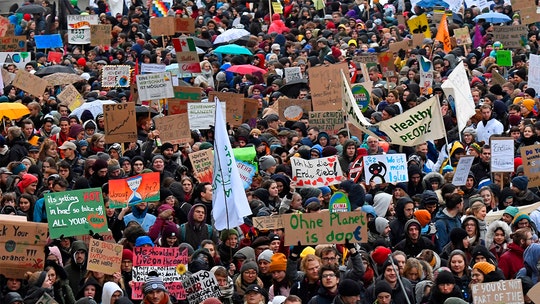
[24,14,32,21]
[371,246,392,266]
[77,58,87,67]
[326,21,336,29]
[514,157,522,172]
[17,173,38,193]
[331,46,342,60]
[122,249,134,261]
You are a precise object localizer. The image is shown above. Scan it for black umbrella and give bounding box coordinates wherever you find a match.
[135,106,159,118]
[16,4,46,14]
[34,65,77,76]
[278,78,309,98]
[192,37,212,49]
[230,35,251,46]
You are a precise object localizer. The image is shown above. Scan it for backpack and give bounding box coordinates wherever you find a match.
[180,223,213,242]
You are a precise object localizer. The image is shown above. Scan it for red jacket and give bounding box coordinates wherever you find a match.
[498,242,525,279]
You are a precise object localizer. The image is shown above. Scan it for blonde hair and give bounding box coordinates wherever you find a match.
[466,201,485,217]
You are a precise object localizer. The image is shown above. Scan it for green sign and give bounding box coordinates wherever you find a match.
[329,192,351,212]
[45,188,108,239]
[351,83,370,113]
[496,50,512,67]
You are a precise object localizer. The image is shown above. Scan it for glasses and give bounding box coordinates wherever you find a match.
[244,271,257,276]
[322,273,336,278]
[322,257,336,261]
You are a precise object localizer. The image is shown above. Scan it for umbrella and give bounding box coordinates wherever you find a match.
[0,103,30,120]
[192,37,213,48]
[230,35,251,46]
[16,4,46,14]
[278,78,309,98]
[416,0,448,8]
[196,47,205,55]
[213,28,251,45]
[34,65,77,76]
[71,100,116,118]
[226,64,266,75]
[214,44,252,56]
[43,73,84,86]
[473,12,511,23]
[135,106,159,118]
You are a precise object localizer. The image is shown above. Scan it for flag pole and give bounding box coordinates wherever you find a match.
[213,97,231,230]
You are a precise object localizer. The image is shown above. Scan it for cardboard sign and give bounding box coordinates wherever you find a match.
[527,282,540,304]
[183,270,222,303]
[189,149,214,183]
[521,144,540,188]
[47,51,63,64]
[378,52,395,77]
[141,63,167,74]
[471,279,523,304]
[108,172,160,208]
[90,24,111,46]
[511,0,540,24]
[309,62,349,112]
[150,17,176,36]
[363,154,408,183]
[57,84,84,111]
[87,239,123,275]
[493,25,528,49]
[452,156,475,186]
[132,247,188,300]
[0,219,48,278]
[329,192,351,212]
[253,215,284,229]
[175,17,195,33]
[44,188,107,239]
[80,230,115,247]
[282,211,368,245]
[136,72,174,100]
[490,137,514,172]
[103,102,137,144]
[407,14,431,38]
[243,98,259,127]
[35,34,63,49]
[102,65,130,87]
[309,111,344,134]
[496,50,513,66]
[67,14,99,44]
[168,86,201,114]
[187,102,226,130]
[0,15,9,37]
[284,66,303,83]
[0,36,26,52]
[388,40,410,53]
[529,54,540,93]
[36,293,58,304]
[13,70,48,97]
[454,27,472,45]
[0,52,31,68]
[352,54,378,64]
[208,92,245,126]
[172,37,201,74]
[154,114,191,144]
[290,156,344,187]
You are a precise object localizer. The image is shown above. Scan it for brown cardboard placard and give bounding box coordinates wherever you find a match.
[378,51,396,77]
[253,215,284,229]
[189,149,214,183]
[154,114,191,144]
[275,98,312,122]
[243,98,259,127]
[528,282,540,304]
[308,111,344,134]
[492,25,528,49]
[511,0,540,24]
[208,91,245,126]
[13,70,48,97]
[471,279,523,304]
[57,84,84,112]
[521,144,540,188]
[87,239,123,275]
[90,24,112,46]
[103,103,137,144]
[309,62,349,112]
[150,17,176,36]
[175,17,195,33]
[168,86,201,115]
[454,27,472,45]
[0,36,26,52]
[388,40,410,53]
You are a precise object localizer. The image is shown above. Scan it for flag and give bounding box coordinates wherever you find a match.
[314,0,325,10]
[473,24,482,49]
[417,55,433,91]
[435,14,451,53]
[377,96,445,146]
[173,37,197,52]
[441,61,476,133]
[212,97,252,230]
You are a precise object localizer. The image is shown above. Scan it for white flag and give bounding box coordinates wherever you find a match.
[441,61,476,132]
[211,98,252,230]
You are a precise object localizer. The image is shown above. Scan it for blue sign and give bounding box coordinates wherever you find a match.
[35,34,63,49]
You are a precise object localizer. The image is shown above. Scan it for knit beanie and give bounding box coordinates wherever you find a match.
[371,246,392,265]
[161,224,179,239]
[522,99,535,111]
[92,159,108,171]
[473,261,495,275]
[338,279,362,296]
[220,229,239,243]
[444,298,468,304]
[122,249,133,261]
[374,217,389,235]
[435,270,455,285]
[503,206,519,218]
[449,228,468,245]
[374,280,393,296]
[240,261,258,274]
[17,173,38,193]
[414,210,431,227]
[512,213,531,227]
[258,249,274,263]
[135,236,154,247]
[143,276,167,294]
[12,163,26,175]
[512,176,529,191]
[259,155,277,171]
[268,253,287,272]
[300,246,315,259]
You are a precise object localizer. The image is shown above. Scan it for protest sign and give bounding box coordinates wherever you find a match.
[290,156,344,187]
[189,149,214,183]
[496,50,512,66]
[388,40,410,53]
[168,86,201,114]
[57,84,84,111]
[329,192,351,212]
[47,51,62,64]
[511,0,540,24]
[452,156,475,186]
[235,146,257,189]
[471,279,523,304]
[454,27,472,45]
[364,154,408,183]
[493,25,528,49]
[521,144,540,187]
[407,14,431,38]
[175,17,195,33]
[102,65,130,87]
[172,37,201,74]
[44,188,107,239]
[528,282,540,304]
[282,211,368,245]
[208,92,245,126]
[80,230,115,247]
[87,239,123,275]
[103,102,137,143]
[0,36,26,52]
[68,14,99,44]
[108,172,160,208]
[36,293,58,304]
[154,114,191,144]
[90,24,111,46]
[0,52,31,69]
[308,111,344,134]
[132,247,188,300]
[351,82,372,113]
[378,52,395,77]
[187,102,226,130]
[34,34,63,49]
[0,16,9,37]
[150,17,176,36]
[13,70,48,97]
[0,219,48,278]
[490,137,514,172]
[136,72,174,100]
[309,62,349,111]
[141,63,166,74]
[284,67,303,83]
[183,270,222,303]
[418,56,433,91]
[529,54,540,93]
[243,98,259,127]
[253,215,284,229]
[273,98,312,122]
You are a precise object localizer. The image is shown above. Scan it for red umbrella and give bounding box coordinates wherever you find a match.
[226,64,266,75]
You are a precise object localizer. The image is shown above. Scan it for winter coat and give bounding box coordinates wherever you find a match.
[434,209,461,252]
[499,242,525,279]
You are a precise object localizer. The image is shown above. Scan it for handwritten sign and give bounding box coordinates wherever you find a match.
[529,54,540,93]
[103,103,137,144]
[68,14,99,44]
[57,84,84,111]
[309,62,349,111]
[108,172,160,208]
[141,63,166,74]
[34,34,63,49]
[364,154,408,183]
[472,279,523,304]
[172,37,201,74]
[284,67,303,83]
[80,230,115,247]
[493,25,528,49]
[90,24,111,46]
[452,156,475,186]
[243,98,259,127]
[521,144,540,187]
[36,293,58,304]
[0,219,48,278]
[44,188,107,239]
[0,36,26,52]
[282,211,368,245]
[187,102,226,130]
[0,52,31,68]
[407,14,431,38]
[189,149,214,183]
[150,17,176,36]
[154,114,191,144]
[490,137,514,172]
[102,65,130,87]
[309,111,343,134]
[168,86,201,114]
[47,51,62,64]
[175,17,195,33]
[454,27,472,45]
[183,270,222,303]
[13,70,48,97]
[253,215,284,229]
[290,156,344,187]
[87,239,123,275]
[329,192,351,212]
[132,247,188,300]
[0,16,9,37]
[208,92,244,126]
[511,0,540,25]
[136,72,174,101]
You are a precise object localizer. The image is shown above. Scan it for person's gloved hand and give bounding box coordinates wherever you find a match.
[290,241,306,260]
[345,238,357,255]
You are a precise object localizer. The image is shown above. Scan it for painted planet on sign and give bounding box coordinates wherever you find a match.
[351,83,370,112]
[329,192,351,213]
[284,105,304,121]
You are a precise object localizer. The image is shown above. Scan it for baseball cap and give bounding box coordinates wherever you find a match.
[59,142,77,150]
[0,168,12,175]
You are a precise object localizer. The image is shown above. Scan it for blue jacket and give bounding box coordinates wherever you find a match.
[434,209,461,252]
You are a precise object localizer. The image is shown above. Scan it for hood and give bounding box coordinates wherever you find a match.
[373,192,392,217]
[71,240,88,255]
[404,219,421,238]
[395,197,413,221]
[523,243,540,275]
[102,282,123,304]
[188,203,207,226]
[77,277,102,302]
[485,220,511,249]
[233,246,256,261]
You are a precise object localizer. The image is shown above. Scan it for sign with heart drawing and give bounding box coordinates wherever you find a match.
[290,156,344,187]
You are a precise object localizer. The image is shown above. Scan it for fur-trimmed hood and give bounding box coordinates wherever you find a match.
[485,220,512,249]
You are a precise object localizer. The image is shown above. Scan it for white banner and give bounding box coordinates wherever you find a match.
[141,63,167,74]
[291,156,344,187]
[363,154,408,183]
[136,72,174,100]
[0,52,31,69]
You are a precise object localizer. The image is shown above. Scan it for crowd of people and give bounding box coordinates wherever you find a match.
[1,0,540,303]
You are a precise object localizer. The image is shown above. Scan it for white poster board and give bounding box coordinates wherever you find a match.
[363,154,408,183]
[490,138,515,172]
